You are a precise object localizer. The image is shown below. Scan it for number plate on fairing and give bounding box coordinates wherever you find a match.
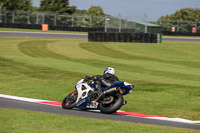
[89,101,99,108]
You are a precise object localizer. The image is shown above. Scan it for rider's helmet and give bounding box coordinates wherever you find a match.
[104,67,115,75]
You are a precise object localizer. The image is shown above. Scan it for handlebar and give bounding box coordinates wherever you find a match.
[84,75,102,81]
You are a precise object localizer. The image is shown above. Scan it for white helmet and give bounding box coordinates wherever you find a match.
[104,67,115,75]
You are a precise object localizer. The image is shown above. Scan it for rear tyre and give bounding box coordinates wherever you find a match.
[99,93,123,114]
[62,91,78,109]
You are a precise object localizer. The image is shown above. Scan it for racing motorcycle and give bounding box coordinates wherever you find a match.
[62,76,134,114]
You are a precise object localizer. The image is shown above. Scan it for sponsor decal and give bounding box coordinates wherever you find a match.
[76,99,86,107]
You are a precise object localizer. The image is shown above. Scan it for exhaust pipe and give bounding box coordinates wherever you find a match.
[103,87,118,95]
[95,87,118,102]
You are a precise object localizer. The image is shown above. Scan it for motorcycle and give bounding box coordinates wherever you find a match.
[62,76,134,114]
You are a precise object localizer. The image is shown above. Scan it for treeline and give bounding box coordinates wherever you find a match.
[0,0,106,27]
[0,0,103,15]
[0,0,146,30]
[1,1,200,33]
[156,8,200,32]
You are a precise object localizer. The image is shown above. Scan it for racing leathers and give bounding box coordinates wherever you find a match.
[85,73,119,92]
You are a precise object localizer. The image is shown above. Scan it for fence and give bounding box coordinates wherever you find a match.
[0,9,151,33]
[157,20,200,33]
[0,9,199,36]
[0,10,140,28]
[0,22,136,33]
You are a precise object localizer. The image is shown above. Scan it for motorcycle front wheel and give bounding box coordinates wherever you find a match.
[99,93,123,114]
[62,91,78,109]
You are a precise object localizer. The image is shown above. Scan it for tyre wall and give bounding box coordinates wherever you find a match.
[88,32,160,43]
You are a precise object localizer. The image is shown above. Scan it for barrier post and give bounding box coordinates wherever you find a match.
[42,24,48,31]
[192,27,196,33]
[171,27,175,32]
[157,33,162,44]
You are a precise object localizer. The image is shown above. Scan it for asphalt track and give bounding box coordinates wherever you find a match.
[0,97,200,130]
[0,31,87,39]
[163,36,200,42]
[0,31,200,42]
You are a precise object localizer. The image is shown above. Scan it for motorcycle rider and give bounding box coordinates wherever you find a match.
[84,67,119,93]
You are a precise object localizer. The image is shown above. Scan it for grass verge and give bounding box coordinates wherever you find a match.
[0,108,199,133]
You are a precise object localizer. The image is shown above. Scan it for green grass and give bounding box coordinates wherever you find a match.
[0,108,199,133]
[0,37,200,132]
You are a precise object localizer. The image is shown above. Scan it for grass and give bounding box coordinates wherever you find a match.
[0,108,199,133]
[0,37,200,132]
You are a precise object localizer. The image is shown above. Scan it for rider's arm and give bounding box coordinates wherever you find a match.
[84,76,93,81]
[101,79,112,87]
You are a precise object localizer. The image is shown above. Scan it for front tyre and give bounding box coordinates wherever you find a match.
[99,93,123,114]
[62,91,78,109]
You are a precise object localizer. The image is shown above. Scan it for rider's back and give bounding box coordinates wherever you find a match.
[101,73,119,88]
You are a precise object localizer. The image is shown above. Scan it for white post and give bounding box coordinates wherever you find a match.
[195,22,197,30]
[42,13,45,24]
[27,12,30,24]
[36,13,38,24]
[0,6,2,23]
[54,14,57,26]
[105,16,107,32]
[125,18,127,29]
[145,25,147,33]
[157,34,160,44]
[177,21,179,32]
[12,11,15,23]
[90,16,92,28]
[119,17,121,32]
[72,15,74,27]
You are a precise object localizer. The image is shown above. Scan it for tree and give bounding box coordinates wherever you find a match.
[158,8,200,21]
[32,6,39,12]
[88,6,105,16]
[39,0,76,14]
[75,9,88,15]
[39,0,76,26]
[87,6,105,27]
[0,0,32,23]
[74,6,105,28]
[38,0,76,26]
[157,8,200,32]
[0,0,32,11]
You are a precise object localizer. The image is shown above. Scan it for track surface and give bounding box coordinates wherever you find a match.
[0,31,87,39]
[163,36,200,42]
[0,31,200,42]
[0,97,200,130]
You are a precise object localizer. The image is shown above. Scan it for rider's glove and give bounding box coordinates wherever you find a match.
[84,76,93,81]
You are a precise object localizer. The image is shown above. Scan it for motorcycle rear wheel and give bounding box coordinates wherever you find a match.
[99,93,123,114]
[62,91,78,109]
